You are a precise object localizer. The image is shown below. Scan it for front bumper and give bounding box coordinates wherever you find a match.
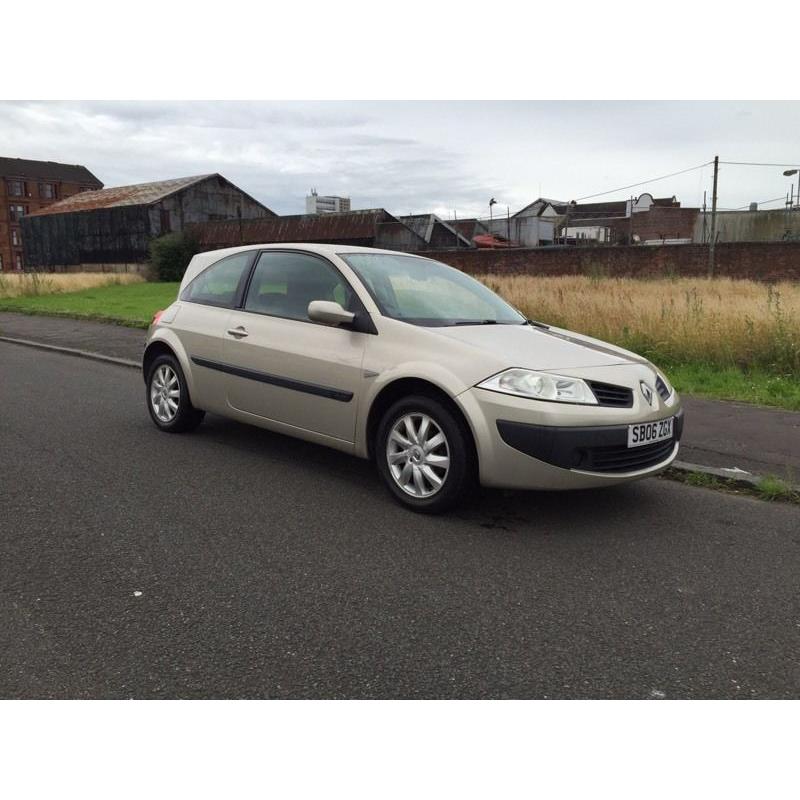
[457,379,683,490]
[497,408,683,473]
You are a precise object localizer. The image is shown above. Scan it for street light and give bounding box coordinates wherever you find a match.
[783,169,798,208]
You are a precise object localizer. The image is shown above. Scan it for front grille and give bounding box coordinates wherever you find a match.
[588,380,633,408]
[655,375,670,401]
[579,438,676,473]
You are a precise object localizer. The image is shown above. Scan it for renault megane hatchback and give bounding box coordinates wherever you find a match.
[143,244,683,513]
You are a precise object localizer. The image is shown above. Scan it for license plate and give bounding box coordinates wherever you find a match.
[627,417,674,448]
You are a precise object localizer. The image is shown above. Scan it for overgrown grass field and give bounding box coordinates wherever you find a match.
[479,275,800,409]
[0,271,144,298]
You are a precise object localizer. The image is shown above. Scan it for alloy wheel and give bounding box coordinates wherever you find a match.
[150,364,180,423]
[386,412,450,497]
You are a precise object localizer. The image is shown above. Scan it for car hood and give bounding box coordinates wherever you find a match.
[431,323,645,371]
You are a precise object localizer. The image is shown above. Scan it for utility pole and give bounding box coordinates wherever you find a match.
[708,155,719,276]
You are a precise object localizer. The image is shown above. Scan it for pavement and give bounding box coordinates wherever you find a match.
[0,311,146,362]
[1,341,799,699]
[1,310,798,482]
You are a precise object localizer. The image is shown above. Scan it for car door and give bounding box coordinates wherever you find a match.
[221,250,367,443]
[171,250,255,412]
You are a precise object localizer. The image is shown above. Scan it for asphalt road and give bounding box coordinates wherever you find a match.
[1,342,799,699]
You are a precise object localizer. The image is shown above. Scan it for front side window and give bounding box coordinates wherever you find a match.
[180,252,253,308]
[340,252,525,327]
[244,251,354,322]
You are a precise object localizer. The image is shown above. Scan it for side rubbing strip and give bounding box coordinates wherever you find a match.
[191,356,353,403]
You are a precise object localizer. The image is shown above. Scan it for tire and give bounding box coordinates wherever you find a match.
[145,353,204,433]
[375,394,475,514]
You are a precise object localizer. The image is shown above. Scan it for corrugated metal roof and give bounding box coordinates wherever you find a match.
[0,156,102,186]
[194,209,397,247]
[449,218,489,239]
[30,174,215,216]
[399,214,473,248]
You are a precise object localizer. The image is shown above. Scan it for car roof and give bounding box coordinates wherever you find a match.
[198,242,422,258]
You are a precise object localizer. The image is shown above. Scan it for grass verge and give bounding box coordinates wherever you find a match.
[665,363,800,411]
[663,468,800,505]
[0,281,179,328]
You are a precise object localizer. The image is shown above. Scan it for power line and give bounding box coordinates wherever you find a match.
[729,195,788,210]
[574,161,712,202]
[719,161,800,167]
[711,196,792,211]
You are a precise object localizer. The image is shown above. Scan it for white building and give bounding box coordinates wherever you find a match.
[305,190,351,214]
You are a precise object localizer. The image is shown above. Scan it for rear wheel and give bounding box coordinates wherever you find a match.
[145,353,204,433]
[375,394,474,514]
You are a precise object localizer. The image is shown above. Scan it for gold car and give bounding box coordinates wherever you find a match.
[144,244,683,513]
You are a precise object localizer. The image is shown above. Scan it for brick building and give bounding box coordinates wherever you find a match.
[0,157,102,271]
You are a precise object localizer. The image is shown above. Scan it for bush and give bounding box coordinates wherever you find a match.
[149,231,200,282]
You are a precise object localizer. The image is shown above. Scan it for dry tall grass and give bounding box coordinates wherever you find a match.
[479,275,800,373]
[0,272,144,299]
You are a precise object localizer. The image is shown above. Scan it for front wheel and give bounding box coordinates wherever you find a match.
[146,354,204,433]
[375,394,475,514]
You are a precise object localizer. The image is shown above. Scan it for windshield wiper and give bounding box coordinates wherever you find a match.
[526,318,550,329]
[452,319,500,326]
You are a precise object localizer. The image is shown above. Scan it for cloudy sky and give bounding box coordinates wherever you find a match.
[2,101,799,217]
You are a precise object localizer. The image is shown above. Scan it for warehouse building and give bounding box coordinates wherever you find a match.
[192,208,431,252]
[22,173,274,271]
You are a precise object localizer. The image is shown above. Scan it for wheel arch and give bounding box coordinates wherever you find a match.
[142,340,176,382]
[365,377,479,472]
[142,332,196,397]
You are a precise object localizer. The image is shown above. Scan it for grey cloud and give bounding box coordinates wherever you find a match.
[1,101,797,216]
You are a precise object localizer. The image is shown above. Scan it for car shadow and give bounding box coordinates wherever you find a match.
[155,412,657,536]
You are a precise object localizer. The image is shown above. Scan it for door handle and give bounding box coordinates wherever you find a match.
[227,326,249,339]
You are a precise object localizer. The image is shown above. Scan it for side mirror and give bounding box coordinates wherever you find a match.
[307,300,356,327]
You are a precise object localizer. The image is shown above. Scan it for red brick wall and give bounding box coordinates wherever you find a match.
[419,242,800,281]
[610,206,699,243]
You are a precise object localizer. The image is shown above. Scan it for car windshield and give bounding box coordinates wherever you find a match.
[340,252,525,327]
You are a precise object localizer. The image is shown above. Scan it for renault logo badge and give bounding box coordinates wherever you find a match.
[640,380,654,406]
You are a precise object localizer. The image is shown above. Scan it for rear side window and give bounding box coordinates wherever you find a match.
[181,252,253,308]
[243,251,354,321]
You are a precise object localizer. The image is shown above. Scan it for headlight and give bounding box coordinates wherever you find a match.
[477,368,598,405]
